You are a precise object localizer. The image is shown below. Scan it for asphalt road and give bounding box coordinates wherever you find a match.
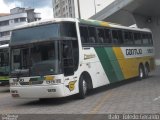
[0,66,160,116]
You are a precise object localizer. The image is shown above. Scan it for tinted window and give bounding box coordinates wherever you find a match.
[61,22,77,38]
[104,29,112,43]
[112,30,123,44]
[124,31,134,44]
[148,34,153,45]
[80,26,89,43]
[88,27,97,43]
[142,33,149,45]
[11,24,60,46]
[134,33,142,45]
[97,28,105,43]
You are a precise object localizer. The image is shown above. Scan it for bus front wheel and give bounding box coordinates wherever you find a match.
[78,76,88,99]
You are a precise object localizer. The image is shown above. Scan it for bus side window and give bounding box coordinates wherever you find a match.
[148,34,153,45]
[88,27,97,43]
[117,30,124,44]
[112,30,124,44]
[104,29,112,44]
[80,26,89,44]
[61,22,77,38]
[124,31,134,44]
[97,28,105,43]
[134,32,142,45]
[112,30,123,44]
[142,33,149,45]
[112,30,118,44]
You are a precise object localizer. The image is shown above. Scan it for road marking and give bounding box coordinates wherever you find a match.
[85,90,113,120]
[153,96,160,101]
[90,90,113,114]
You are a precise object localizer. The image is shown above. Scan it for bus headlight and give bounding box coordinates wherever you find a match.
[45,76,61,84]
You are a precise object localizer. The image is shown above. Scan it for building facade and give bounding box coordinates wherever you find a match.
[53,0,75,18]
[0,7,41,45]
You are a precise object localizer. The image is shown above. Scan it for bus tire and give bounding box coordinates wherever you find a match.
[138,64,145,80]
[144,63,150,78]
[78,75,88,99]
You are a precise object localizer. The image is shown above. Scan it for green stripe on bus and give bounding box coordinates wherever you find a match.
[95,47,124,83]
[0,76,9,80]
[104,48,124,81]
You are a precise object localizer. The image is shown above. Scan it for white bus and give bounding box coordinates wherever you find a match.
[0,44,9,88]
[10,18,155,99]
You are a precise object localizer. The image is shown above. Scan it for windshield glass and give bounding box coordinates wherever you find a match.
[11,24,60,46]
[0,49,9,76]
[11,42,61,77]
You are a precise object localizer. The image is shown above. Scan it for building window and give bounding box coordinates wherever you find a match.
[14,18,19,23]
[63,7,65,12]
[62,1,65,5]
[20,18,27,22]
[69,7,72,12]
[0,20,9,26]
[55,0,59,3]
[55,4,59,9]
[0,31,10,37]
[70,14,72,17]
[68,0,71,4]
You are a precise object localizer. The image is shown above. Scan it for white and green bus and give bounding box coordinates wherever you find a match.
[0,44,9,87]
[10,18,155,99]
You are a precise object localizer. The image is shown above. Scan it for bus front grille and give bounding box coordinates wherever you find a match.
[19,81,43,85]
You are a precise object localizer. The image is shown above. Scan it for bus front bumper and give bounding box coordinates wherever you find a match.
[10,84,65,99]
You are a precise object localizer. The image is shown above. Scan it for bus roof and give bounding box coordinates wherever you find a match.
[0,44,9,49]
[13,18,151,33]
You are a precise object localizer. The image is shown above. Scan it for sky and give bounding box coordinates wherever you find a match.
[0,0,115,19]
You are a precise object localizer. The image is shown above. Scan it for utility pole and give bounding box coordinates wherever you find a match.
[77,0,81,19]
[94,0,100,14]
[94,0,97,14]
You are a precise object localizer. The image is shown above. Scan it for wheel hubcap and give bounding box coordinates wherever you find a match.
[145,67,148,76]
[82,80,87,95]
[140,68,143,78]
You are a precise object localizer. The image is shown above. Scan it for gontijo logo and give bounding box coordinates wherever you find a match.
[126,49,142,56]
[66,81,77,91]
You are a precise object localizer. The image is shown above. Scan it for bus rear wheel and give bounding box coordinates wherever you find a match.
[78,76,88,99]
[144,64,150,78]
[138,65,145,80]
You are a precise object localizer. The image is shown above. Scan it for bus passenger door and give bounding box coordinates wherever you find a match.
[62,40,79,95]
[63,41,74,76]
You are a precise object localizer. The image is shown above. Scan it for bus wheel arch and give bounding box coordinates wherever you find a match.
[78,71,93,99]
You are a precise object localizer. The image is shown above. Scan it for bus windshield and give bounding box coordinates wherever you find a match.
[0,49,9,76]
[11,42,60,77]
[10,22,78,77]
